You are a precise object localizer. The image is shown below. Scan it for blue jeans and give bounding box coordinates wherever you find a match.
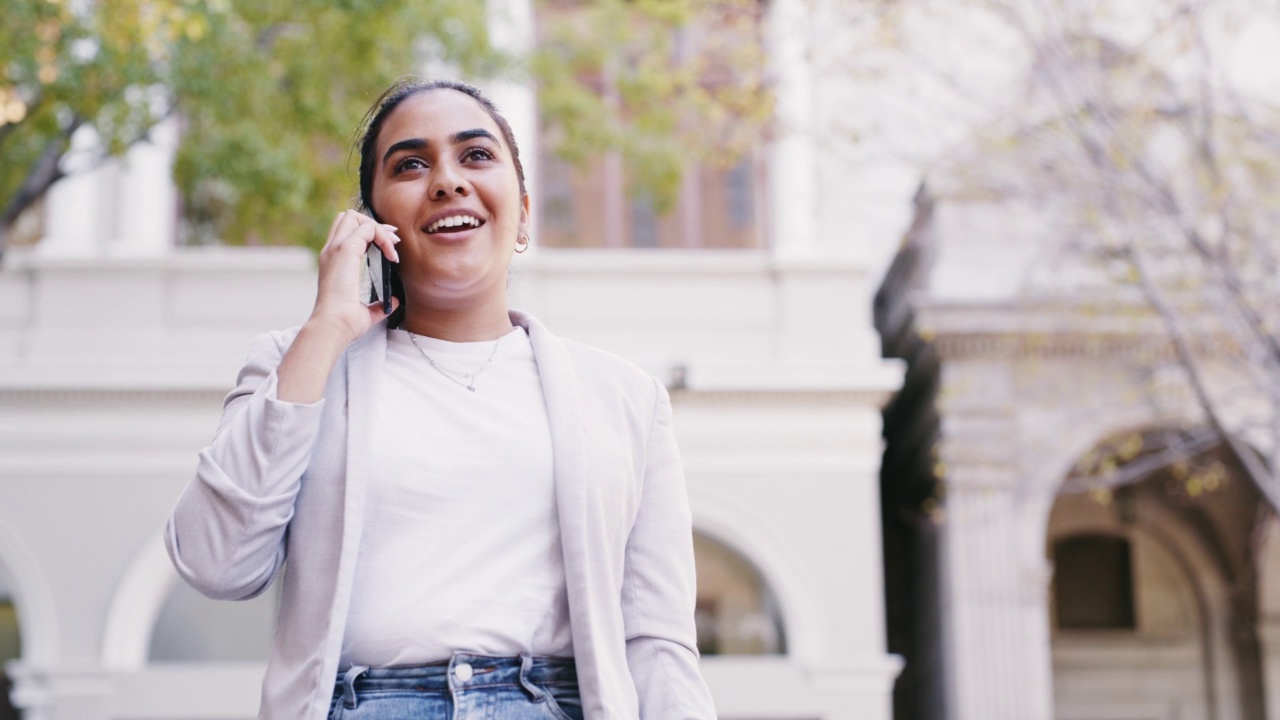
[327,654,582,720]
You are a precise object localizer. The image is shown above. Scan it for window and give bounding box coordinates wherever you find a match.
[1052,534,1137,630]
[535,1,768,249]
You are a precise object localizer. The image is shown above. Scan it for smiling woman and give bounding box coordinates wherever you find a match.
[164,78,716,720]
[367,89,528,333]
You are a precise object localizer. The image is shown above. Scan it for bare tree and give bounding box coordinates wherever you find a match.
[863,0,1280,507]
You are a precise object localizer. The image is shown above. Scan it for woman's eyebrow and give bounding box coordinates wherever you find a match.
[451,128,497,144]
[382,138,427,165]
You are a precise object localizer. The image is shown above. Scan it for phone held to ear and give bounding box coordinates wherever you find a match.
[365,243,394,315]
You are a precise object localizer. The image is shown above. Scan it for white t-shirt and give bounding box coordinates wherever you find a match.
[339,326,572,668]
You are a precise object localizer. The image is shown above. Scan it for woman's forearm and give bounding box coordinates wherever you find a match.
[276,316,360,403]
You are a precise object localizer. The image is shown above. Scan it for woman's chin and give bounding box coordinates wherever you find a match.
[406,274,504,309]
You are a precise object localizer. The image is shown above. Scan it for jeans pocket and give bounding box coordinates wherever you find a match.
[541,683,584,720]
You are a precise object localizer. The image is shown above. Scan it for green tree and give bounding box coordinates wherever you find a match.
[0,0,770,254]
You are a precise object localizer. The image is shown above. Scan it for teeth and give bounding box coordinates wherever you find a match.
[427,214,481,233]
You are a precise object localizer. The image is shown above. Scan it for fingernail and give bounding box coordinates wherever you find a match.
[382,224,398,231]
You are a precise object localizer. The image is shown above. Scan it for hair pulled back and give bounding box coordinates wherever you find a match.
[355,78,527,222]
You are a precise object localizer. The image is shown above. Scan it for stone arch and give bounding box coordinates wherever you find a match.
[1043,428,1264,720]
[0,518,58,667]
[692,531,787,656]
[101,530,177,670]
[1003,410,1184,675]
[104,529,279,667]
[107,497,821,667]
[690,495,820,662]
[1022,407,1173,533]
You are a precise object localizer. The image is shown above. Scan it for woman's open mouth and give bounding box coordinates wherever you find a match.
[425,214,485,234]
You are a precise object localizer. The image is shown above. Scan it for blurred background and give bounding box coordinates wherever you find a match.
[3,0,1280,719]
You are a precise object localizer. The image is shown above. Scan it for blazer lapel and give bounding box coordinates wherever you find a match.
[317,321,388,679]
[340,320,388,556]
[513,310,622,709]
[513,310,588,527]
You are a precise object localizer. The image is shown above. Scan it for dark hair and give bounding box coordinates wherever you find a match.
[355,78,527,221]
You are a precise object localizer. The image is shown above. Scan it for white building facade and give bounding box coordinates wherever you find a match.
[877,191,1280,720]
[0,1,905,718]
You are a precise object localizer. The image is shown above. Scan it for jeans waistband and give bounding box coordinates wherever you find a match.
[334,654,576,706]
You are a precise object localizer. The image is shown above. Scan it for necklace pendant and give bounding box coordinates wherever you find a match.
[467,385,476,392]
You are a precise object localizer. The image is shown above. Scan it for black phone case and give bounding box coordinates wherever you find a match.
[366,245,394,314]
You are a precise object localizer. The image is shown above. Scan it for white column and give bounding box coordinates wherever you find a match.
[7,663,115,720]
[107,117,178,256]
[765,0,817,259]
[941,460,1056,720]
[39,126,104,257]
[39,116,178,258]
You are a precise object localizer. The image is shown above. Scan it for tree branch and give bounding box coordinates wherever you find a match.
[1061,427,1223,493]
[1127,243,1280,509]
[0,118,82,258]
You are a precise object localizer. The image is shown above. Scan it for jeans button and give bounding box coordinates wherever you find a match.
[454,662,473,682]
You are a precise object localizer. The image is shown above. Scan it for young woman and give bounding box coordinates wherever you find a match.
[165,79,717,720]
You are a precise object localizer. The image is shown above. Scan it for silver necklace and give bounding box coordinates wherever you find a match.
[406,331,503,393]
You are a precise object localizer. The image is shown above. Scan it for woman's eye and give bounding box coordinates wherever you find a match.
[464,148,494,162]
[395,157,427,173]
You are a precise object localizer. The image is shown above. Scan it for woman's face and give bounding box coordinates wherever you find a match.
[369,89,528,313]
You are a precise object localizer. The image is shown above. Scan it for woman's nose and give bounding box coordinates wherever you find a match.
[430,163,468,199]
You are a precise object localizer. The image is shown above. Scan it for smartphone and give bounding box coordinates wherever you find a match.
[365,243,393,315]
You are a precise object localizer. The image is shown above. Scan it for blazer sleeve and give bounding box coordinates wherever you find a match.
[622,377,718,719]
[165,330,327,600]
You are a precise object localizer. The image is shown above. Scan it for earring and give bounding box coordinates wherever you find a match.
[515,229,530,254]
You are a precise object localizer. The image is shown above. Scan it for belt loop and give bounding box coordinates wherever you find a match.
[342,666,369,709]
[518,654,546,701]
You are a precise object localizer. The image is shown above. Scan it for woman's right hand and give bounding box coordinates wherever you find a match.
[309,210,402,345]
[275,210,401,404]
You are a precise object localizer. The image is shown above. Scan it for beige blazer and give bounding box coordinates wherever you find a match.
[165,310,716,719]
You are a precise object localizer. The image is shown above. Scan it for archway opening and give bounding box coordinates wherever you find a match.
[1048,427,1269,720]
[692,531,786,656]
[148,580,278,663]
[0,567,22,720]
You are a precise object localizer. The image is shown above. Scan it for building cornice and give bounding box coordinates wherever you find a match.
[912,300,1221,361]
[929,331,1179,362]
[0,384,895,407]
[0,386,226,405]
[517,248,870,278]
[672,386,899,407]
